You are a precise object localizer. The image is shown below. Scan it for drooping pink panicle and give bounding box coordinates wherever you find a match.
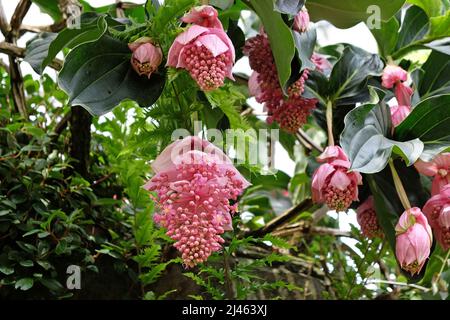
[423,184,450,250]
[128,37,162,78]
[395,207,432,275]
[293,7,310,33]
[356,196,383,238]
[390,105,411,127]
[311,150,362,212]
[415,153,450,195]
[181,5,223,29]
[145,136,250,268]
[167,25,235,91]
[381,65,408,89]
[243,32,319,133]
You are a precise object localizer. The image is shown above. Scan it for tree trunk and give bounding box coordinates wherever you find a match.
[69,106,92,178]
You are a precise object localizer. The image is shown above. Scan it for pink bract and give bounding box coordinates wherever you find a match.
[293,7,310,33]
[128,37,162,79]
[423,184,450,250]
[415,153,450,195]
[381,65,408,89]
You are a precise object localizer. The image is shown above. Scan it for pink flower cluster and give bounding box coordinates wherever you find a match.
[395,208,432,275]
[244,31,323,133]
[415,153,450,196]
[167,6,235,91]
[381,65,413,127]
[311,146,362,212]
[144,136,250,268]
[356,196,382,238]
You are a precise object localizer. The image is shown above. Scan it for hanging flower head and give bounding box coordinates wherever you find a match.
[381,65,408,89]
[128,37,163,78]
[311,147,362,212]
[144,136,250,268]
[167,25,235,91]
[395,207,432,275]
[356,196,383,238]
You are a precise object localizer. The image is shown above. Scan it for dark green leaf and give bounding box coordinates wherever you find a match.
[211,0,235,10]
[58,35,165,115]
[341,103,423,173]
[418,51,450,98]
[24,32,58,74]
[42,13,109,72]
[292,27,317,71]
[371,17,400,57]
[39,278,65,292]
[395,94,450,160]
[31,0,62,21]
[396,6,430,51]
[407,0,443,17]
[328,46,383,106]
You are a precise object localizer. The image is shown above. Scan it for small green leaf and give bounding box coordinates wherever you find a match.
[0,266,14,275]
[15,278,34,291]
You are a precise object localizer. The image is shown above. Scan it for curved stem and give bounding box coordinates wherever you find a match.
[326,100,334,146]
[389,160,411,210]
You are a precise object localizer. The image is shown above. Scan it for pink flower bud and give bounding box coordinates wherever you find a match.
[395,207,432,275]
[293,7,310,33]
[415,153,450,195]
[356,196,382,238]
[317,146,349,163]
[181,5,223,29]
[128,37,162,79]
[311,150,363,212]
[167,25,235,91]
[381,65,408,89]
[423,184,450,250]
[311,53,331,74]
[248,71,262,100]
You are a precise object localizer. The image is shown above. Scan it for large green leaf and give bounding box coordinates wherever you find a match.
[371,17,400,57]
[395,94,450,160]
[24,32,58,74]
[307,0,405,28]
[249,0,296,92]
[396,6,430,51]
[58,35,165,116]
[292,27,317,71]
[340,103,424,173]
[42,13,110,73]
[328,46,383,106]
[274,0,305,15]
[417,50,450,98]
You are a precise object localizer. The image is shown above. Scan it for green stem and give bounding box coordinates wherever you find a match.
[388,160,411,210]
[436,249,450,281]
[326,100,334,146]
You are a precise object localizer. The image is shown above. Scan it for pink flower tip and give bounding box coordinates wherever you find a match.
[293,7,310,33]
[181,5,223,29]
[381,65,408,89]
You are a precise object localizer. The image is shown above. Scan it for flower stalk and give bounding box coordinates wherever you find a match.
[326,100,334,146]
[389,159,411,210]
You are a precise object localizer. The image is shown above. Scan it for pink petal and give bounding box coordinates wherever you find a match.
[196,34,229,57]
[394,82,413,107]
[415,159,438,177]
[390,105,411,127]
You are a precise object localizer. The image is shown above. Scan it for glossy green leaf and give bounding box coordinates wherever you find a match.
[307,0,405,28]
[292,27,317,71]
[371,17,400,57]
[31,0,62,21]
[341,103,424,173]
[328,46,383,106]
[396,6,430,51]
[24,32,58,74]
[42,13,109,73]
[249,0,296,92]
[274,0,305,15]
[418,51,450,98]
[430,10,450,37]
[58,35,165,116]
[395,94,450,160]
